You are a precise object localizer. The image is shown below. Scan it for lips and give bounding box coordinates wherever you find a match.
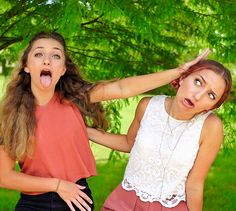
[40,69,52,87]
[183,98,194,108]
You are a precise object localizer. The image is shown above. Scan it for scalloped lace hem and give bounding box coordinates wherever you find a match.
[121,179,185,208]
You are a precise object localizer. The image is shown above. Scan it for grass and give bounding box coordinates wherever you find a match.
[204,150,236,211]
[0,84,236,210]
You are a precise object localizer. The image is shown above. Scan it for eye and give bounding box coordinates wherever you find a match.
[208,93,215,100]
[194,78,202,86]
[52,54,61,59]
[34,52,43,57]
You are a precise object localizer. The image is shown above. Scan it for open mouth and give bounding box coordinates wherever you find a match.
[40,70,52,87]
[184,98,194,107]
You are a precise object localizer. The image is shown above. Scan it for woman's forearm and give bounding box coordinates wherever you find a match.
[87,128,132,152]
[186,187,204,211]
[90,68,180,102]
[0,170,58,193]
[116,68,180,98]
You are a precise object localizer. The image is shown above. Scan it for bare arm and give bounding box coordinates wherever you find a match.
[0,146,58,192]
[87,129,131,152]
[186,114,223,211]
[87,97,151,152]
[89,49,210,103]
[0,146,92,211]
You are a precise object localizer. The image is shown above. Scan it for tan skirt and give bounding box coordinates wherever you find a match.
[102,184,188,211]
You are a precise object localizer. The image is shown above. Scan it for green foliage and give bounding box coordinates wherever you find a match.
[0,0,235,154]
[1,0,236,74]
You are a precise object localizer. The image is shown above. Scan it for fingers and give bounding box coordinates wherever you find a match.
[195,48,211,63]
[187,48,210,67]
[76,185,93,204]
[66,197,91,211]
[178,48,211,74]
[76,184,86,189]
[66,198,91,211]
[69,186,93,211]
[66,200,76,211]
[74,195,91,211]
[58,180,92,211]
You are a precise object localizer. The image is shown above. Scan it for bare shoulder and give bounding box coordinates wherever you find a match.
[136,97,152,112]
[138,97,152,107]
[204,113,223,130]
[135,97,152,121]
[201,113,223,145]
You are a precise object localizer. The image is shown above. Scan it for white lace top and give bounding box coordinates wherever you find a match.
[122,95,211,208]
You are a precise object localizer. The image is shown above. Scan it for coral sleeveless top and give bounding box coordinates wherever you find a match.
[20,94,96,188]
[122,95,211,208]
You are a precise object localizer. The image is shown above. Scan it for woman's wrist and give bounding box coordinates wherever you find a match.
[55,179,61,193]
[177,65,189,74]
[167,68,182,79]
[51,178,60,193]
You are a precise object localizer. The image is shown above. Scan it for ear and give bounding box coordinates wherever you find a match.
[24,67,30,73]
[61,66,67,76]
[179,77,184,85]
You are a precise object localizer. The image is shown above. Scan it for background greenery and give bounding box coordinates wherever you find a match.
[0,0,235,139]
[0,0,235,210]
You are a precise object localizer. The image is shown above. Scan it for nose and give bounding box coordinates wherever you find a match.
[193,90,205,101]
[43,55,50,65]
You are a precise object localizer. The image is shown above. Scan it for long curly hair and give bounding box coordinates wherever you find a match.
[0,31,107,160]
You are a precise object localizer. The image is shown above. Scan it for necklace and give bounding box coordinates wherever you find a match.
[164,98,188,135]
[159,114,189,167]
[158,102,190,199]
[166,114,189,151]
[166,114,188,135]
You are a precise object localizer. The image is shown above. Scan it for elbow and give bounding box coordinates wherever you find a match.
[185,180,204,202]
[185,177,205,211]
[115,145,132,153]
[0,171,12,188]
[122,147,131,153]
[116,142,132,153]
[186,180,204,193]
[0,171,4,186]
[0,174,6,188]
[123,144,133,153]
[127,144,133,153]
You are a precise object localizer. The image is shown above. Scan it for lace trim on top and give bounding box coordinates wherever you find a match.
[122,178,185,208]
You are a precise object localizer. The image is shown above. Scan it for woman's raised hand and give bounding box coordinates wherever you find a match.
[178,48,211,73]
[56,179,92,211]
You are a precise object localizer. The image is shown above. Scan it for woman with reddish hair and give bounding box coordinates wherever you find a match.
[88,59,232,211]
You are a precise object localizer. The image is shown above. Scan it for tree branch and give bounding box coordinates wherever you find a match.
[0,36,23,51]
[81,14,104,26]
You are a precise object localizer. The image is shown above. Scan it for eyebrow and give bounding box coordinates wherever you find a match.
[33,46,63,53]
[197,74,217,97]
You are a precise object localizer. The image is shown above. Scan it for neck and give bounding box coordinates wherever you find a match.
[32,87,55,106]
